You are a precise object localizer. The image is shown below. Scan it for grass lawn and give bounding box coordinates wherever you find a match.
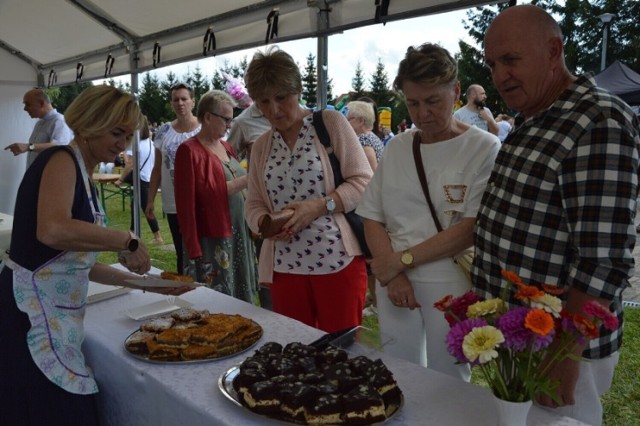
[98,192,640,425]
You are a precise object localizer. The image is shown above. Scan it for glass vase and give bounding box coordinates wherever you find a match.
[492,395,532,426]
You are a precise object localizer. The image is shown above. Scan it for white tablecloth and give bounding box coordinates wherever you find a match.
[0,212,13,257]
[84,287,588,426]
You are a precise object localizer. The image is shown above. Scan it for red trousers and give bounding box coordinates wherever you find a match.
[271,256,367,333]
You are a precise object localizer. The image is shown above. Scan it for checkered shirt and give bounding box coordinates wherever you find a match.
[473,75,640,359]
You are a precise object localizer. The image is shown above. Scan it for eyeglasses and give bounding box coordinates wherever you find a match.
[209,111,233,126]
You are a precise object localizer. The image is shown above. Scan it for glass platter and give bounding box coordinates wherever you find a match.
[123,320,263,364]
[218,365,403,425]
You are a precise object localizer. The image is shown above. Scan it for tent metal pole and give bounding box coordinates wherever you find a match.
[316,1,330,109]
[130,48,141,237]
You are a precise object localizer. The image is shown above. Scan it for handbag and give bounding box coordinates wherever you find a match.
[313,110,372,258]
[122,140,152,184]
[411,132,474,284]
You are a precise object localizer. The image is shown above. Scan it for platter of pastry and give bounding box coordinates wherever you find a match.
[124,309,263,363]
[218,341,403,425]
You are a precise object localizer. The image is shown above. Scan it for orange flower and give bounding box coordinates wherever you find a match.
[501,270,522,285]
[573,314,599,339]
[541,284,566,295]
[434,295,454,312]
[524,309,555,336]
[514,284,544,302]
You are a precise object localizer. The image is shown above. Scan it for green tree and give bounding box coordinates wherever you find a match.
[183,66,209,106]
[139,72,166,125]
[351,61,367,99]
[302,53,318,108]
[54,82,94,113]
[369,58,391,107]
[459,0,640,110]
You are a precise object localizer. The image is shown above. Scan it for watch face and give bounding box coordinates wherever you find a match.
[401,252,413,266]
[326,198,336,212]
[128,238,139,252]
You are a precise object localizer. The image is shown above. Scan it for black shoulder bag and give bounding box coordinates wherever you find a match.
[313,110,371,258]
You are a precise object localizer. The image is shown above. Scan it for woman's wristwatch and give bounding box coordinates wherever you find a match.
[125,231,139,252]
[400,249,414,269]
[325,196,336,213]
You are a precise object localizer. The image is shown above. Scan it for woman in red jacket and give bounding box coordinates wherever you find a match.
[174,90,258,303]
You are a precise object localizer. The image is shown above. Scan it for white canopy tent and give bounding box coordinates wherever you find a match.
[0,0,495,216]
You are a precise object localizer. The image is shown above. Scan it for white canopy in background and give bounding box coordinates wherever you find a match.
[0,0,496,216]
[1,0,494,87]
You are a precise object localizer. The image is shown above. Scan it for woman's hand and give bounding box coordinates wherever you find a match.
[281,199,324,234]
[370,251,403,286]
[118,242,151,275]
[386,274,421,309]
[144,203,156,221]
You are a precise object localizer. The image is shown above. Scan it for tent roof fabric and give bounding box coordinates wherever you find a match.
[595,60,640,105]
[0,0,493,86]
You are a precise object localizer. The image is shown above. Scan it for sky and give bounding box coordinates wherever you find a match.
[111,8,477,96]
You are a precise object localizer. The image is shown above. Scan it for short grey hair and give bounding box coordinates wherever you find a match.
[196,90,237,122]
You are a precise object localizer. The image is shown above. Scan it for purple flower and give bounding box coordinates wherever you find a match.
[447,318,488,364]
[559,314,587,346]
[497,307,554,351]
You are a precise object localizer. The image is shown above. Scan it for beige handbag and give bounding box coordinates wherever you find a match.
[411,132,474,286]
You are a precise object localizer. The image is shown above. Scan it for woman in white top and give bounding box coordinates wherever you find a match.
[146,83,201,274]
[115,117,162,243]
[357,43,500,379]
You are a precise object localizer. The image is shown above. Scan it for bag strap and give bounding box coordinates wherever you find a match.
[412,131,443,233]
[313,110,344,187]
[313,110,331,149]
[137,139,153,171]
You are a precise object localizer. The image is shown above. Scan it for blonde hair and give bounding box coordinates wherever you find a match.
[65,85,143,140]
[347,101,375,130]
[393,43,458,95]
[196,90,237,122]
[244,46,302,101]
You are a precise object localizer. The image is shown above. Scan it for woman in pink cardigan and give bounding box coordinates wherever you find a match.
[244,47,373,333]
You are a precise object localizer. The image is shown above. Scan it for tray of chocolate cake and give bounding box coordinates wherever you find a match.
[123,309,263,363]
[218,341,403,425]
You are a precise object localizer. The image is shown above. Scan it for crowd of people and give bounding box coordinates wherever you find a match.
[2,5,639,426]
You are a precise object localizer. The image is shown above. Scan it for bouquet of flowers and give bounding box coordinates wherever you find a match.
[434,270,619,403]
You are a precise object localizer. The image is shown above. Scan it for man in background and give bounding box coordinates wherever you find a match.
[496,114,514,142]
[4,88,72,169]
[473,5,639,425]
[454,84,499,136]
[226,101,270,165]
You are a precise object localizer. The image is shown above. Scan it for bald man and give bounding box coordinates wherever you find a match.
[473,5,639,425]
[5,88,72,168]
[453,84,499,135]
